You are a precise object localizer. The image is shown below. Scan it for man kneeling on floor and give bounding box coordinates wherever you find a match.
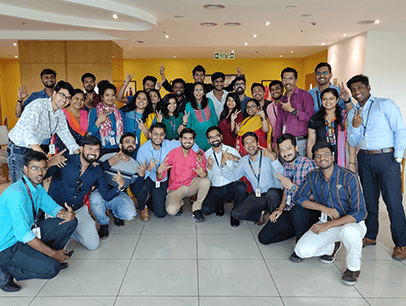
[0,151,77,292]
[293,142,367,285]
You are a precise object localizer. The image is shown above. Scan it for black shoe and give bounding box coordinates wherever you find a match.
[230,216,240,227]
[320,241,342,264]
[289,252,304,263]
[98,224,109,239]
[341,269,360,286]
[0,267,21,292]
[61,262,69,270]
[113,216,125,226]
[215,202,225,217]
[175,206,183,216]
[192,210,205,222]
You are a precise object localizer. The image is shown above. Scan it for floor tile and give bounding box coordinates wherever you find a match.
[257,238,296,260]
[133,234,196,259]
[30,297,116,306]
[266,259,362,298]
[199,297,283,306]
[376,234,395,254]
[282,297,369,306]
[119,259,197,296]
[71,235,139,260]
[336,243,392,261]
[141,216,197,235]
[38,260,129,296]
[115,297,198,306]
[198,259,278,297]
[0,297,33,306]
[0,280,47,297]
[335,259,406,298]
[366,298,406,305]
[108,218,144,236]
[197,234,262,259]
[196,216,252,235]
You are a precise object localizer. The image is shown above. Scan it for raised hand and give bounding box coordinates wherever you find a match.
[112,168,125,189]
[235,123,241,134]
[352,108,363,128]
[338,82,350,102]
[183,111,190,125]
[135,118,147,130]
[155,81,162,91]
[159,63,165,75]
[125,72,134,83]
[193,161,206,177]
[146,156,158,171]
[274,172,294,190]
[97,111,113,124]
[231,110,241,122]
[47,149,67,168]
[108,153,120,166]
[207,156,214,170]
[157,157,172,175]
[221,148,229,167]
[282,96,294,113]
[156,110,163,122]
[196,150,203,163]
[18,85,28,101]
[259,144,276,161]
[138,160,147,177]
[236,66,242,76]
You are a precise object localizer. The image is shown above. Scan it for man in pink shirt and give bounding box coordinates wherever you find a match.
[156,128,210,222]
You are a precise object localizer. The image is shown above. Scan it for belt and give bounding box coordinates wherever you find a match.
[9,141,30,154]
[296,135,308,141]
[360,147,394,155]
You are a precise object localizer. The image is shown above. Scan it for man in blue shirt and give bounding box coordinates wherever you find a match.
[0,151,77,292]
[294,142,367,286]
[346,74,406,260]
[308,62,353,113]
[233,75,251,114]
[225,132,284,225]
[47,136,125,251]
[15,68,56,117]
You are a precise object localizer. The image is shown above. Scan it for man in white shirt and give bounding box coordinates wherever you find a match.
[202,126,247,227]
[206,72,229,119]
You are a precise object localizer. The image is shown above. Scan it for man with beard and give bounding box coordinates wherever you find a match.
[116,73,158,104]
[47,136,125,250]
[206,72,229,119]
[258,134,318,263]
[81,73,100,110]
[156,128,209,222]
[266,80,283,138]
[250,83,269,112]
[0,151,77,292]
[171,78,188,112]
[90,133,139,239]
[136,123,201,220]
[294,142,367,286]
[233,76,251,114]
[202,126,247,227]
[224,132,284,226]
[15,68,57,117]
[308,62,353,113]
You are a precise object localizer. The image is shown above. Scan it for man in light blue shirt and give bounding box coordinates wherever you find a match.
[226,132,284,225]
[308,62,353,113]
[346,74,406,260]
[0,151,76,292]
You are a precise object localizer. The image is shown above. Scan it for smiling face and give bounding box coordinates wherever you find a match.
[81,144,100,164]
[70,92,85,111]
[278,139,298,164]
[207,129,223,148]
[314,147,334,170]
[226,96,236,110]
[41,73,56,89]
[52,88,71,110]
[282,72,297,93]
[151,127,166,147]
[23,160,47,187]
[243,135,259,156]
[193,71,205,83]
[149,91,160,106]
[120,136,136,156]
[251,86,265,102]
[246,100,260,117]
[321,92,338,111]
[167,98,177,115]
[101,88,116,107]
[234,80,246,95]
[143,80,155,92]
[349,81,371,106]
[213,77,224,91]
[135,92,148,111]
[193,84,204,102]
[270,84,283,101]
[83,77,95,93]
[173,82,185,97]
[315,66,332,87]
[180,133,195,150]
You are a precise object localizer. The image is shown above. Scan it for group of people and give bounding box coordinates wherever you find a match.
[1,62,406,292]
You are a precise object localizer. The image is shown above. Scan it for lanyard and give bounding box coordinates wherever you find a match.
[213,151,222,169]
[316,90,321,110]
[48,111,59,137]
[359,100,374,137]
[170,117,176,134]
[248,151,262,186]
[151,146,163,169]
[22,177,38,227]
[273,104,277,118]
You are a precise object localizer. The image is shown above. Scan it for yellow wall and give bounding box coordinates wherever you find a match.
[303,50,328,76]
[0,59,21,128]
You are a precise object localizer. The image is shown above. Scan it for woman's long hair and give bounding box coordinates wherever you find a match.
[121,90,153,123]
[219,92,241,123]
[315,88,344,130]
[161,94,180,119]
[190,82,208,110]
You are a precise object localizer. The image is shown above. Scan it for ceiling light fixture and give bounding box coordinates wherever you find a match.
[245,42,248,46]
[280,55,282,57]
[112,14,118,19]
[174,55,176,58]
[200,22,218,27]
[165,34,169,38]
[291,50,293,53]
[253,34,257,37]
[321,42,325,45]
[231,50,234,53]
[266,21,270,26]
[13,43,17,46]
[174,15,184,18]
[15,55,18,58]
[286,4,298,8]
[356,20,376,25]
[224,22,241,26]
[375,19,380,24]
[343,34,347,36]
[203,4,225,10]
[301,14,312,17]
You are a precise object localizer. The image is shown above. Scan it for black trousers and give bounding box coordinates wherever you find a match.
[0,218,77,281]
[201,181,247,216]
[136,177,168,218]
[231,188,283,222]
[358,151,406,247]
[258,204,320,245]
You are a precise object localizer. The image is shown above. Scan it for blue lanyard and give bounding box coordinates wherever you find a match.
[248,151,262,185]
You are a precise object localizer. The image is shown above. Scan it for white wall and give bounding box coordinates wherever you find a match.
[328,32,367,87]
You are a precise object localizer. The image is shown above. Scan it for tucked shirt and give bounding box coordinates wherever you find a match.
[205,144,241,187]
[347,95,406,159]
[136,139,199,183]
[294,164,367,222]
[283,155,317,210]
[206,90,229,119]
[274,86,315,139]
[308,83,351,113]
[20,89,51,115]
[99,153,139,189]
[160,146,207,190]
[47,154,122,211]
[227,151,284,193]
[8,97,80,153]
[0,175,62,252]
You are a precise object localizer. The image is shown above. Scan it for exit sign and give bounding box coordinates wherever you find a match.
[214,52,235,60]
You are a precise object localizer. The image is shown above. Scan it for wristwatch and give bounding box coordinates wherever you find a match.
[290,185,297,192]
[292,109,298,116]
[396,157,402,163]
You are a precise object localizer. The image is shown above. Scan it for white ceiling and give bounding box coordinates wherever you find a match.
[0,0,405,59]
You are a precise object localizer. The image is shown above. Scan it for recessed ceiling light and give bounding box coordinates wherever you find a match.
[112,14,118,19]
[13,43,17,46]
[280,55,282,57]
[174,55,176,58]
[291,50,293,53]
[301,14,312,17]
[266,21,270,26]
[165,35,169,38]
[15,55,18,58]
[200,22,218,27]
[224,22,241,26]
[112,56,115,58]
[174,15,184,18]
[356,20,376,25]
[203,4,225,10]
[245,42,248,46]
[321,42,325,45]
[343,34,347,36]
[286,4,298,8]
[375,19,380,24]
[231,50,234,53]
[253,34,257,38]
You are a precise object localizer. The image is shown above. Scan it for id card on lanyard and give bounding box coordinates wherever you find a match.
[22,177,41,239]
[248,151,262,197]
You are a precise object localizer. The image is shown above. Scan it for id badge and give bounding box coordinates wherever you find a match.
[282,124,286,134]
[135,137,138,145]
[155,181,160,188]
[49,144,56,155]
[286,194,292,207]
[255,188,261,198]
[32,227,41,239]
[320,212,328,223]
[110,137,116,146]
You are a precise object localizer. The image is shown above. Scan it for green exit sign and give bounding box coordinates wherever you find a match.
[214,52,235,60]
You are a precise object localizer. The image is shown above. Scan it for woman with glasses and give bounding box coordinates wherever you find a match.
[307,88,356,172]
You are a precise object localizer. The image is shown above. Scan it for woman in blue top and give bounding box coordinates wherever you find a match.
[184,82,218,151]
[88,80,125,156]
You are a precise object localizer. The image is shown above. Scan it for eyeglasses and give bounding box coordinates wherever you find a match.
[314,152,332,159]
[75,178,82,193]
[235,83,245,87]
[316,71,329,76]
[58,92,72,102]
[208,134,221,140]
[246,104,257,109]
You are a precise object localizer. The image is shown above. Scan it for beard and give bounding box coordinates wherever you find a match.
[211,140,221,148]
[272,93,283,100]
[282,151,297,163]
[181,143,193,150]
[82,152,98,164]
[236,87,244,95]
[85,86,95,93]
[122,146,135,157]
[43,82,55,89]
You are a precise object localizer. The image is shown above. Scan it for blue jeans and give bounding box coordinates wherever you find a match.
[7,141,31,183]
[89,190,137,225]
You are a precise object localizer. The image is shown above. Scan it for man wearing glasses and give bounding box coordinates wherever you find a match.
[308,62,353,113]
[46,136,125,250]
[8,81,81,183]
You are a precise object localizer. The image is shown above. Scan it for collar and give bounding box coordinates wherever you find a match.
[356,95,375,109]
[46,96,54,112]
[21,174,39,194]
[284,154,303,171]
[319,163,338,181]
[315,83,334,93]
[282,86,299,99]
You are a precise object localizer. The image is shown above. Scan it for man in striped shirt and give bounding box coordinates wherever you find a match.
[294,142,367,286]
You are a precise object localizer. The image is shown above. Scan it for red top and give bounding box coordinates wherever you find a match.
[218,112,244,147]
